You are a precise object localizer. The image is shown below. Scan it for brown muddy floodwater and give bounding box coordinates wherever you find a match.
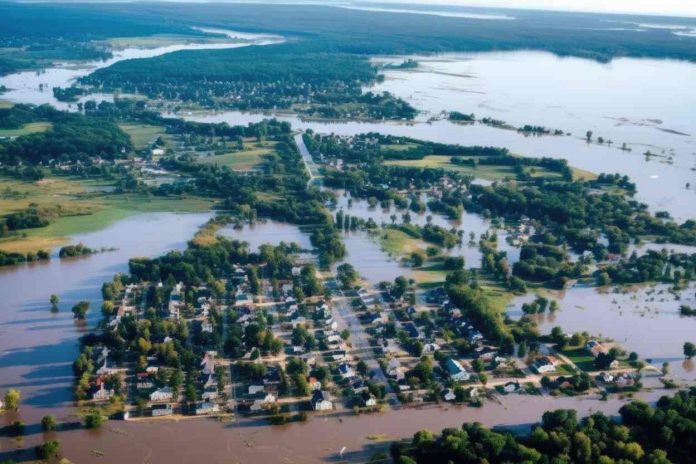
[0,212,211,425]
[1,392,657,464]
[508,281,696,381]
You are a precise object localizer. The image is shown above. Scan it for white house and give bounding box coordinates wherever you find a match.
[443,388,456,402]
[151,403,173,417]
[312,390,332,411]
[503,382,520,394]
[446,359,471,382]
[150,387,174,402]
[92,385,115,401]
[195,401,220,415]
[338,362,355,379]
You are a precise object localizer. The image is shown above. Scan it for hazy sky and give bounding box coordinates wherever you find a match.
[369,0,696,17]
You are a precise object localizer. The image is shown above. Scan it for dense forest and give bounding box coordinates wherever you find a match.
[394,389,696,463]
[0,104,132,166]
[4,1,691,114]
[0,3,200,75]
[83,42,415,119]
[25,2,696,62]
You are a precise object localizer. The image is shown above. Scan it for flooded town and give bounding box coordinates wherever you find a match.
[1,1,696,463]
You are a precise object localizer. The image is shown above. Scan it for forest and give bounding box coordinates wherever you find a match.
[0,104,132,165]
[394,389,696,463]
[83,42,415,119]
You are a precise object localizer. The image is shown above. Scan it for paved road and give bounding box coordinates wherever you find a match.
[293,132,321,185]
[326,276,400,405]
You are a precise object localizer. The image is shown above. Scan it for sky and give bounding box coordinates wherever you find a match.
[365,0,696,17]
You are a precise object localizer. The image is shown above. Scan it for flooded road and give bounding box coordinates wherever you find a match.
[181,110,696,221]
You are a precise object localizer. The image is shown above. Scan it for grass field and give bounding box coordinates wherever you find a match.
[0,100,14,109]
[0,121,51,137]
[198,143,274,171]
[118,122,166,150]
[384,156,520,180]
[384,155,596,181]
[381,143,419,152]
[0,176,215,253]
[377,228,428,256]
[560,347,598,372]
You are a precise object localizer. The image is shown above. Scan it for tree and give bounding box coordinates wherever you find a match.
[72,300,90,320]
[4,388,20,410]
[479,373,488,386]
[585,130,593,142]
[35,440,61,460]
[41,415,58,431]
[84,412,105,429]
[684,342,696,359]
[50,294,59,312]
[336,263,359,288]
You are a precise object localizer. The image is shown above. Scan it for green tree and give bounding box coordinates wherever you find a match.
[50,294,60,312]
[35,440,61,460]
[684,342,696,359]
[84,412,105,429]
[41,414,58,431]
[4,388,20,410]
[72,300,90,320]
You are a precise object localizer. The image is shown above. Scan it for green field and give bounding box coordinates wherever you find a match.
[377,228,428,256]
[0,121,52,137]
[384,155,596,181]
[560,347,598,372]
[198,144,274,171]
[105,34,237,50]
[0,100,15,109]
[381,143,419,152]
[118,122,166,150]
[384,156,520,180]
[0,176,214,253]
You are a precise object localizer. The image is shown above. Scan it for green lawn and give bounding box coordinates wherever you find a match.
[0,121,51,137]
[560,348,598,372]
[0,100,14,109]
[384,155,596,181]
[198,146,273,171]
[385,156,519,180]
[377,228,427,256]
[118,123,166,150]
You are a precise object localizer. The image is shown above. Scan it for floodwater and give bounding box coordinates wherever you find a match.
[0,212,211,425]
[217,219,312,251]
[180,110,695,221]
[1,385,661,464]
[330,189,520,282]
[507,282,696,381]
[2,31,696,463]
[0,29,283,110]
